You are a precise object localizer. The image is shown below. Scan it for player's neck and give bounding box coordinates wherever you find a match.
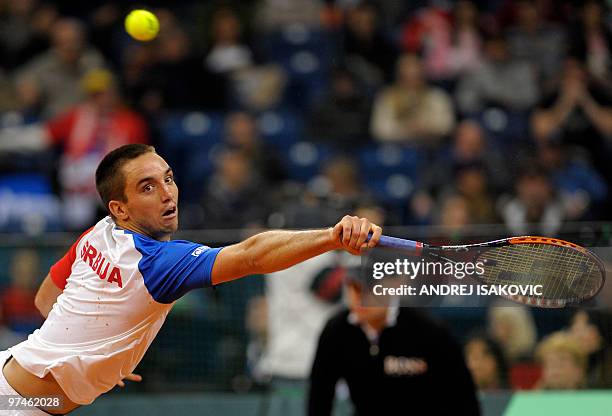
[113,219,172,242]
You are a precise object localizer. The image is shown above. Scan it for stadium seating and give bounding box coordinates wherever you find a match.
[358,144,422,205]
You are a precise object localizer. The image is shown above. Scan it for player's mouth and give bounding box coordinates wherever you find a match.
[162,206,177,219]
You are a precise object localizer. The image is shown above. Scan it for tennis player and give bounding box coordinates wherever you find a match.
[0,144,382,415]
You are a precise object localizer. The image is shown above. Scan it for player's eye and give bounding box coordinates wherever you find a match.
[164,175,174,184]
[143,184,153,192]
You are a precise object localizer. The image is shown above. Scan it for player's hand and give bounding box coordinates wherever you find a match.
[331,215,382,255]
[117,373,142,387]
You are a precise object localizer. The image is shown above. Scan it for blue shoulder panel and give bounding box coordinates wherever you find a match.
[132,234,222,303]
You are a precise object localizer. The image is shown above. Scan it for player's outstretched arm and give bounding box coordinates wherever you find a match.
[211,215,382,285]
[35,273,62,318]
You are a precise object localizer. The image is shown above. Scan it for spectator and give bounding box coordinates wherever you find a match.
[256,251,349,387]
[401,1,483,82]
[455,32,538,115]
[446,1,484,79]
[535,331,588,390]
[531,58,612,194]
[224,111,285,185]
[205,8,253,75]
[537,143,607,220]
[14,18,105,118]
[0,69,18,112]
[0,68,149,229]
[280,156,364,229]
[306,67,371,148]
[51,69,148,229]
[255,0,323,32]
[0,0,58,71]
[506,0,565,88]
[437,193,465,226]
[406,189,436,226]
[488,305,537,363]
[308,276,480,415]
[568,0,612,89]
[230,64,286,112]
[427,120,511,196]
[127,25,227,113]
[464,333,509,391]
[371,53,455,144]
[499,167,564,236]
[201,147,269,229]
[453,163,497,224]
[0,249,43,335]
[426,192,473,245]
[87,3,124,67]
[568,310,612,388]
[343,2,397,87]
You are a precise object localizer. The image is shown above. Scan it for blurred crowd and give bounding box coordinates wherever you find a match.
[463,307,612,390]
[0,0,609,233]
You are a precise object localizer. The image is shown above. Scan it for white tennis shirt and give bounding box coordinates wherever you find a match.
[9,216,221,404]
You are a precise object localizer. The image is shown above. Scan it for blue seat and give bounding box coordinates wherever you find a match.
[0,174,62,232]
[478,108,530,148]
[157,111,224,149]
[282,142,332,182]
[157,112,225,202]
[178,144,222,203]
[358,144,422,179]
[358,144,423,206]
[258,28,336,108]
[257,110,303,150]
[260,28,335,63]
[365,174,416,206]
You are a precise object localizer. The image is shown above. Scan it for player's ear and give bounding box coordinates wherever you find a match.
[108,200,128,220]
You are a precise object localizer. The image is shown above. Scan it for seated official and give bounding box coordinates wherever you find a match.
[308,275,480,415]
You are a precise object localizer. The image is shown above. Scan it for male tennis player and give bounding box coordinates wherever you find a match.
[0,144,382,415]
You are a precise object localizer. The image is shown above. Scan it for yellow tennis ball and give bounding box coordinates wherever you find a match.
[125,10,159,41]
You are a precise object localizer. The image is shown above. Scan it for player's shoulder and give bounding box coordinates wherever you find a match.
[128,231,164,254]
[78,216,116,243]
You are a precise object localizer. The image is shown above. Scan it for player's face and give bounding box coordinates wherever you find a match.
[119,152,179,241]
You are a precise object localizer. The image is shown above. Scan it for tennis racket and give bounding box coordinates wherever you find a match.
[372,235,606,308]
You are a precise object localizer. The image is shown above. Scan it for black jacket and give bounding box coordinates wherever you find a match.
[308,308,480,416]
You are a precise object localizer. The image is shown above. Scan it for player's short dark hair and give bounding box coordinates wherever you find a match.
[95,144,156,212]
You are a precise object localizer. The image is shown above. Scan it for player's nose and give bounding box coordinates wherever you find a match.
[160,183,174,201]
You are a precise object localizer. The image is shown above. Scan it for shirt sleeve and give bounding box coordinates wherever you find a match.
[138,240,222,304]
[49,227,93,289]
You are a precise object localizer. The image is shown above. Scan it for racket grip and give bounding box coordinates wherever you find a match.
[367,234,424,254]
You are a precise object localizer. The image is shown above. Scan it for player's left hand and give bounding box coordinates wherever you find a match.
[117,373,142,387]
[332,215,382,255]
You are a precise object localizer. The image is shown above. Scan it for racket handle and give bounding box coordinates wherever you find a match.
[367,234,424,254]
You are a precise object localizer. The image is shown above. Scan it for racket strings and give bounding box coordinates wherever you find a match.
[477,243,603,301]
